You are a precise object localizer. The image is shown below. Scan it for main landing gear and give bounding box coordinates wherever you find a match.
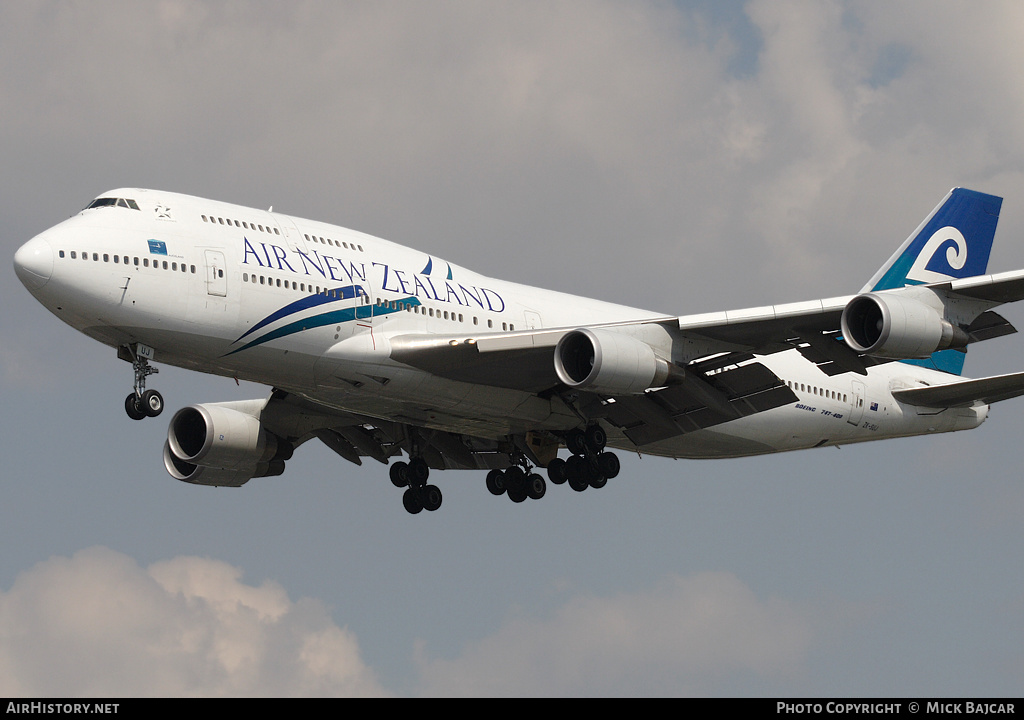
[122,344,164,421]
[485,460,547,504]
[546,425,620,493]
[385,423,621,514]
[389,457,443,514]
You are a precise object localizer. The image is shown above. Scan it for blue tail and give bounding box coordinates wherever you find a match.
[863,188,1002,375]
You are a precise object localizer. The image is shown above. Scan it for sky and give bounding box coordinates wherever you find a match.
[2,0,1023,697]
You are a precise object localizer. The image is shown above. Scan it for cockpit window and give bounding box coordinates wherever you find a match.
[86,197,140,210]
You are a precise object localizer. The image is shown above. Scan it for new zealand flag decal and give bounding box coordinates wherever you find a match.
[147,239,168,255]
[870,402,878,411]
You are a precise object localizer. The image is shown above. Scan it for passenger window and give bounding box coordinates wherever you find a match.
[70,251,76,259]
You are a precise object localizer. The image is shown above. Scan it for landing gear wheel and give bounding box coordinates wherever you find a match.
[526,473,547,500]
[409,457,430,484]
[568,473,589,492]
[566,428,587,456]
[589,472,608,489]
[585,424,607,453]
[390,461,410,488]
[507,485,528,503]
[421,485,443,512]
[141,389,164,418]
[597,451,620,480]
[486,469,507,496]
[547,457,567,485]
[402,488,424,514]
[124,393,146,421]
[504,466,526,493]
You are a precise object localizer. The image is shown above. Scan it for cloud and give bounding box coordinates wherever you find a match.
[0,548,827,697]
[0,547,387,697]
[414,571,817,696]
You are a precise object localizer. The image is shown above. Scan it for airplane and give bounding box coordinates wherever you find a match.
[14,187,1024,514]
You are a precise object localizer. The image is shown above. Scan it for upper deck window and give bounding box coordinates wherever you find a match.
[86,197,140,210]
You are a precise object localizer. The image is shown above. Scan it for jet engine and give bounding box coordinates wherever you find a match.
[554,328,676,394]
[841,293,969,359]
[162,403,291,487]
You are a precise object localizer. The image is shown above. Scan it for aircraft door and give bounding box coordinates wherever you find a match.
[204,249,227,297]
[524,310,542,330]
[274,214,307,253]
[847,379,866,426]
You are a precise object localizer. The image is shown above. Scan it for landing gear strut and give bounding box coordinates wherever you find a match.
[390,457,443,514]
[122,344,163,421]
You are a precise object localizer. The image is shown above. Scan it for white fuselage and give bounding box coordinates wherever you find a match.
[16,188,986,459]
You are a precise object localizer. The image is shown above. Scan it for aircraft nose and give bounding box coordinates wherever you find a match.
[14,235,54,290]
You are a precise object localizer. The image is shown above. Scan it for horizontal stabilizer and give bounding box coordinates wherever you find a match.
[893,371,1024,408]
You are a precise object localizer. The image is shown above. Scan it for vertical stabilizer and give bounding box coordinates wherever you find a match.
[863,188,1002,375]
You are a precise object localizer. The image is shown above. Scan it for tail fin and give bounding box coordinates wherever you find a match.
[863,188,1002,292]
[863,188,1003,375]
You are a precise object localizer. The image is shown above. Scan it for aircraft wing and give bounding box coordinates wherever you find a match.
[256,390,523,470]
[892,371,1024,408]
[389,269,1024,390]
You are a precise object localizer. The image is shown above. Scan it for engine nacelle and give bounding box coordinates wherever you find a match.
[554,328,675,394]
[164,403,290,485]
[163,441,284,487]
[841,293,969,359]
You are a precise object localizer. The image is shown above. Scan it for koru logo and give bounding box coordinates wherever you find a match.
[906,225,967,284]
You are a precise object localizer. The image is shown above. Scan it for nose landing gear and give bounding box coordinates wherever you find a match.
[121,344,163,420]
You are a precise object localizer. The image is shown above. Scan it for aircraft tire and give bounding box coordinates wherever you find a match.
[421,484,443,512]
[507,485,528,503]
[402,488,424,514]
[547,458,567,485]
[585,424,607,453]
[526,473,546,500]
[504,466,526,493]
[390,462,410,488]
[566,429,587,456]
[486,469,506,496]
[141,389,164,418]
[409,457,430,484]
[125,393,146,421]
[597,451,620,479]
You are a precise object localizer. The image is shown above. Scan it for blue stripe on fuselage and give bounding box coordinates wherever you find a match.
[234,285,363,343]
[225,292,420,356]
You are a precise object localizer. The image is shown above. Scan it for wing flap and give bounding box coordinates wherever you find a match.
[893,371,1024,408]
[585,362,797,447]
